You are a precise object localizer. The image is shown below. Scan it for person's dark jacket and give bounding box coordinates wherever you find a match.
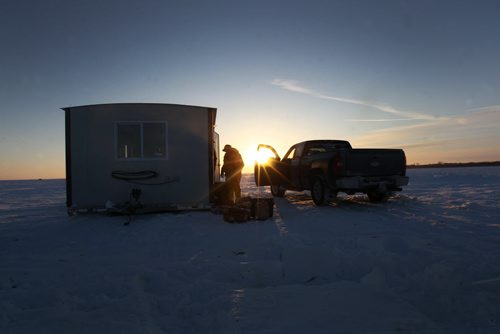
[222,148,244,177]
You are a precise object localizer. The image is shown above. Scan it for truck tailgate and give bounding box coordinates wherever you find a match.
[344,149,406,176]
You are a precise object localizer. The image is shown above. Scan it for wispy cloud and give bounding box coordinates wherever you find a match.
[271,78,500,162]
[352,106,500,162]
[271,78,444,121]
[364,105,500,136]
[346,118,418,122]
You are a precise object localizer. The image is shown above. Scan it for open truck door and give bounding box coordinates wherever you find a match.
[254,144,290,189]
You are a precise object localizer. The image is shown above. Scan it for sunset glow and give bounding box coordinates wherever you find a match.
[1,1,500,180]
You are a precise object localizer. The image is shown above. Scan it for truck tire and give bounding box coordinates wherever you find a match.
[271,184,286,197]
[367,191,389,202]
[311,177,329,206]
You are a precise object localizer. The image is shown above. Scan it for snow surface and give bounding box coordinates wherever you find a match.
[1,167,500,334]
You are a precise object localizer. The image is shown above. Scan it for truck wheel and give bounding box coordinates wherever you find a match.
[311,177,329,206]
[271,184,286,197]
[367,191,389,202]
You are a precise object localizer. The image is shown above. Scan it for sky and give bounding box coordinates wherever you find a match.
[1,0,500,179]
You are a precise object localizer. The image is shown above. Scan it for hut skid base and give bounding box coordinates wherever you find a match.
[68,203,211,216]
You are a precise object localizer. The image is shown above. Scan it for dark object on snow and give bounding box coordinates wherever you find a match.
[252,198,274,220]
[211,181,232,205]
[223,206,250,223]
[233,251,246,255]
[223,196,274,223]
[123,188,143,225]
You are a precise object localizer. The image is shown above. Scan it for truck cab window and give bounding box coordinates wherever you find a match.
[283,147,296,160]
[306,147,326,156]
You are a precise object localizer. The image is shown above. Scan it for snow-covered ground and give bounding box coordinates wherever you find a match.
[1,167,500,334]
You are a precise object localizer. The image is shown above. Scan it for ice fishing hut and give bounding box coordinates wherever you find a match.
[63,103,220,214]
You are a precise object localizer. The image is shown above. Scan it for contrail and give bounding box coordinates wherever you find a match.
[271,79,444,121]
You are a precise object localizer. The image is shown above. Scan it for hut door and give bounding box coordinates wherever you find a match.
[213,132,221,182]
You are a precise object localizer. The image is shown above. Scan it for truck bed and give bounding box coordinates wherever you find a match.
[343,149,406,177]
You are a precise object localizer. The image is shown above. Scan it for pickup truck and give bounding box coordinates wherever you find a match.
[254,140,409,205]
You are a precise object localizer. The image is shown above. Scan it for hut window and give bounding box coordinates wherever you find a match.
[116,122,167,159]
[143,123,166,158]
[117,123,141,159]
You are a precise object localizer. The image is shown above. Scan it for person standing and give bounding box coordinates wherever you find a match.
[221,144,244,203]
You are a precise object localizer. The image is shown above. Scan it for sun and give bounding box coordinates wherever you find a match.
[245,145,274,164]
[243,145,277,167]
[255,149,276,164]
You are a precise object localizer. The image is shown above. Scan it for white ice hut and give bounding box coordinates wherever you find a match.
[63,103,220,214]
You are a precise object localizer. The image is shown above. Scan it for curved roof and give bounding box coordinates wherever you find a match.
[61,102,216,111]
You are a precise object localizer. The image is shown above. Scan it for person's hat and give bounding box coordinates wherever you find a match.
[223,144,231,152]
